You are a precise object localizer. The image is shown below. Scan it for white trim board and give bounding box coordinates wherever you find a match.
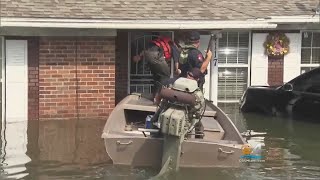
[1,15,319,30]
[0,17,278,29]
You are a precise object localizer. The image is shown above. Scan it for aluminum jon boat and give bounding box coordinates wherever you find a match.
[101,93,246,169]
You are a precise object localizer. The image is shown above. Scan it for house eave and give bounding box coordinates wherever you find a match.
[0,17,278,29]
[266,15,320,24]
[1,15,319,30]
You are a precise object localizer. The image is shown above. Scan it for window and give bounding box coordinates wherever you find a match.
[219,32,249,64]
[217,32,250,103]
[301,32,320,73]
[218,67,248,101]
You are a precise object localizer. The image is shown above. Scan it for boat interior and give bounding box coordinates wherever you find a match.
[103,93,245,145]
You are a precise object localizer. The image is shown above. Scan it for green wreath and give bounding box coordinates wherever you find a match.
[264,32,290,57]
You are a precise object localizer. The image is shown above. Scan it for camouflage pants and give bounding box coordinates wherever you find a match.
[144,46,171,96]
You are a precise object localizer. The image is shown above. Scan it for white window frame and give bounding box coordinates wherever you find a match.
[300,30,320,73]
[217,31,252,103]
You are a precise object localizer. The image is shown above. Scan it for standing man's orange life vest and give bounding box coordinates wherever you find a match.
[151,37,172,61]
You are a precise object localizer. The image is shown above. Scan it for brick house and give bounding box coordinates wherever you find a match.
[0,0,319,121]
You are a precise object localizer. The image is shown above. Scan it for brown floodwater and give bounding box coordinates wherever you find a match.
[1,103,320,179]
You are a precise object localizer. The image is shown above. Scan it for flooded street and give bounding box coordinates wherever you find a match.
[1,104,320,179]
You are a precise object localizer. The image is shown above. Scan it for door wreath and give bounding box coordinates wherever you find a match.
[264,32,290,58]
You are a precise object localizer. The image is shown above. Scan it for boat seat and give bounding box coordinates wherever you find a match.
[201,117,222,132]
[124,104,157,112]
[200,117,225,141]
[203,110,216,117]
[138,128,160,137]
[138,128,160,133]
[124,104,217,116]
[124,98,158,112]
[128,98,155,106]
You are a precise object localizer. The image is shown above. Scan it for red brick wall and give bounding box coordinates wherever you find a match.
[39,37,115,120]
[268,56,284,86]
[28,38,39,120]
[115,31,129,104]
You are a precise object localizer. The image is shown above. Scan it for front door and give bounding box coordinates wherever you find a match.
[5,40,28,122]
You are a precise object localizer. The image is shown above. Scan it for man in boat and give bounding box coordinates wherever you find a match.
[132,36,180,102]
[177,31,213,91]
[153,67,206,138]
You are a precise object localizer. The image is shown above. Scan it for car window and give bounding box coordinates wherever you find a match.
[292,74,311,91]
[292,69,320,92]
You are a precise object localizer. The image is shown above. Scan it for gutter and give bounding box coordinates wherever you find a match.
[0,18,278,29]
[1,15,318,30]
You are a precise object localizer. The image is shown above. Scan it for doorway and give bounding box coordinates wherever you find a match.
[128,31,174,94]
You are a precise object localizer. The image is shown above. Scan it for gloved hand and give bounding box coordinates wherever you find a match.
[175,69,181,75]
[132,55,141,63]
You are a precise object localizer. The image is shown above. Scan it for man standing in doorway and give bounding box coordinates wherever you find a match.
[132,36,180,101]
[178,31,213,91]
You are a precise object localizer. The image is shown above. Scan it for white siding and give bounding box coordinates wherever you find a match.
[251,33,269,86]
[283,33,301,83]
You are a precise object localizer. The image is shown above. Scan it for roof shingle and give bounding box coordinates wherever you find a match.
[0,0,318,20]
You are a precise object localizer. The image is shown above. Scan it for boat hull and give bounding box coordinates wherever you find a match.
[104,137,242,168]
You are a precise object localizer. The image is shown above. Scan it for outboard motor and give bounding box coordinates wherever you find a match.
[158,77,205,137]
[154,77,205,176]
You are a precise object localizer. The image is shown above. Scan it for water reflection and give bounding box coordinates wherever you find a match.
[0,104,320,179]
[1,120,31,179]
[1,119,112,179]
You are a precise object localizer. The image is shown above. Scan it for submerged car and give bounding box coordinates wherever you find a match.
[240,67,320,119]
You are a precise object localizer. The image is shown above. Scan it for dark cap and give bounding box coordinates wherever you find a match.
[187,31,200,43]
[187,68,203,80]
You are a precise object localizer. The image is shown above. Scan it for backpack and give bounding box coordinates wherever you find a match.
[178,44,199,71]
[151,37,172,61]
